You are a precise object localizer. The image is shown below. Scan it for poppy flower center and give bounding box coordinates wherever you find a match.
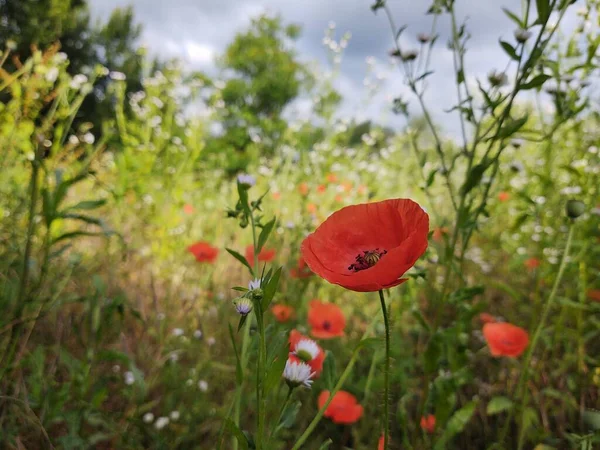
[348,248,387,272]
[322,320,331,331]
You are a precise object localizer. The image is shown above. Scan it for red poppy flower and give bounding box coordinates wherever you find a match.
[308,300,345,339]
[245,245,276,263]
[378,436,385,450]
[307,203,317,214]
[187,241,219,263]
[357,185,367,195]
[271,304,294,322]
[317,184,327,194]
[289,330,325,376]
[498,191,510,202]
[483,322,529,358]
[272,191,281,200]
[326,173,338,183]
[183,204,195,215]
[290,257,313,279]
[587,289,600,302]
[318,390,363,424]
[301,199,429,292]
[420,414,436,433]
[432,226,449,243]
[479,313,496,324]
[524,257,540,270]
[341,181,353,192]
[299,182,309,196]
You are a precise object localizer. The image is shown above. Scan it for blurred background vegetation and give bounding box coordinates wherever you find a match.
[0,0,599,448]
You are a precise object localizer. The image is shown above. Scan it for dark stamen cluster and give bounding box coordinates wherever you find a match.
[348,248,387,272]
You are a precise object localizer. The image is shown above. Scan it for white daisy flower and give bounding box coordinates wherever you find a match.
[198,380,209,392]
[172,328,184,337]
[169,410,180,421]
[143,412,154,423]
[154,416,169,430]
[193,329,203,339]
[293,339,320,363]
[283,359,315,388]
[207,337,216,346]
[124,371,135,385]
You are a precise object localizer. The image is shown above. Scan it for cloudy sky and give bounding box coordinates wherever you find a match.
[88,0,576,136]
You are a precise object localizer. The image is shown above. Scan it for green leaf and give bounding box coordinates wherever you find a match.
[448,286,485,303]
[51,231,104,245]
[223,418,249,450]
[487,396,513,415]
[318,439,333,449]
[583,409,600,431]
[434,401,478,450]
[256,217,276,253]
[263,343,287,394]
[500,40,519,61]
[495,115,528,139]
[503,8,524,27]
[520,74,551,90]
[226,248,253,274]
[228,324,243,384]
[261,266,282,312]
[424,333,442,374]
[237,314,249,333]
[536,0,550,23]
[460,163,489,195]
[67,199,107,211]
[275,400,301,432]
[321,351,337,391]
[59,212,104,227]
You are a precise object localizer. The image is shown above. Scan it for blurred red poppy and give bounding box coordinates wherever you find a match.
[308,300,345,339]
[326,173,338,183]
[498,191,510,202]
[420,414,436,433]
[479,313,496,324]
[299,182,309,196]
[289,329,325,376]
[271,304,294,322]
[524,257,540,270]
[483,322,529,358]
[272,191,281,200]
[301,199,429,292]
[317,184,327,194]
[318,390,363,424]
[183,204,195,215]
[587,289,600,302]
[187,241,218,263]
[245,245,276,263]
[307,203,317,214]
[432,226,449,243]
[290,257,313,279]
[378,436,385,450]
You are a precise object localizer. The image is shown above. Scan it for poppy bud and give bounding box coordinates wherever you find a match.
[565,199,585,219]
[514,28,532,43]
[417,33,431,44]
[488,70,508,87]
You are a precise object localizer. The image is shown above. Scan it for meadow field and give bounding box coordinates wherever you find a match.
[0,0,599,449]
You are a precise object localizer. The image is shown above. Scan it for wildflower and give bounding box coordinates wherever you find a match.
[289,330,325,376]
[483,322,529,357]
[207,337,216,346]
[172,328,184,337]
[479,313,497,324]
[317,184,326,194]
[400,49,419,61]
[299,182,309,196]
[248,278,262,290]
[124,371,135,385]
[318,390,363,424]
[154,416,169,430]
[187,241,219,263]
[68,135,79,146]
[82,132,95,145]
[308,300,345,339]
[45,67,59,83]
[143,412,154,423]
[587,289,600,302]
[234,297,253,316]
[420,414,436,433]
[290,257,313,279]
[272,304,294,322]
[514,29,532,43]
[326,173,338,183]
[245,245,276,263]
[169,411,180,421]
[183,204,194,215]
[524,257,541,270]
[198,380,208,392]
[307,203,317,214]
[417,33,431,43]
[378,435,385,450]
[283,359,315,388]
[432,226,449,243]
[301,199,429,292]
[193,329,203,339]
[488,70,508,87]
[109,71,127,81]
[237,173,256,188]
[498,191,510,202]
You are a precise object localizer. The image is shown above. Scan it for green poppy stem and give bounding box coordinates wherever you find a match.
[379,289,390,450]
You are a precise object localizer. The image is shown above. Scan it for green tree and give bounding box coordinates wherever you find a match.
[204,14,310,173]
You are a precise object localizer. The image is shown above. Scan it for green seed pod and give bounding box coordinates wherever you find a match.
[565,199,585,219]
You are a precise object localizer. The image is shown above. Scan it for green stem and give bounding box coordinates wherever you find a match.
[379,290,390,450]
[499,224,574,448]
[291,301,384,450]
